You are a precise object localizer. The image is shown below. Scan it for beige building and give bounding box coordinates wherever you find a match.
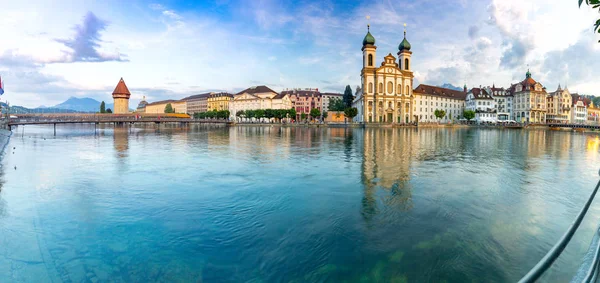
[413,84,466,123]
[207,92,233,111]
[510,70,548,123]
[112,78,131,114]
[145,99,186,114]
[230,86,292,118]
[353,25,415,123]
[546,85,572,124]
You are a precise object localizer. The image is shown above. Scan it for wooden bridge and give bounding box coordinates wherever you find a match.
[6,113,231,134]
[547,123,600,130]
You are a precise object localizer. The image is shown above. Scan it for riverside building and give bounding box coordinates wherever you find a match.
[412,84,466,123]
[353,24,415,123]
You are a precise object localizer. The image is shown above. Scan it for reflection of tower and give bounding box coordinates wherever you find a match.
[112,78,131,114]
[113,127,129,158]
[360,128,415,220]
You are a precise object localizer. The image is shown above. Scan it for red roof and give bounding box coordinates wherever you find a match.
[112,78,131,96]
[413,84,467,100]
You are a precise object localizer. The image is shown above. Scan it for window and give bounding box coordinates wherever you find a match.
[387,82,393,94]
[406,86,410,95]
[404,58,409,70]
[379,83,383,93]
[368,83,373,93]
[397,84,401,94]
[368,54,373,66]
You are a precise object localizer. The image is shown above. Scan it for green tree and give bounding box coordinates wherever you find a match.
[328,97,346,111]
[343,85,353,108]
[463,110,475,121]
[322,111,328,119]
[344,107,358,122]
[310,108,321,121]
[236,110,245,117]
[289,108,297,121]
[164,103,174,113]
[106,108,112,113]
[579,0,600,42]
[434,109,446,122]
[100,101,106,113]
[255,109,265,122]
[301,113,308,121]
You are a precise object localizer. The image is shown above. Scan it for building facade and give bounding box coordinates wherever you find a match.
[183,93,211,115]
[466,87,496,122]
[145,100,186,114]
[353,26,415,123]
[588,101,600,124]
[486,85,512,121]
[282,89,322,121]
[546,85,572,124]
[112,78,131,114]
[135,96,148,113]
[571,94,588,124]
[321,92,344,112]
[510,70,548,123]
[230,86,292,119]
[207,93,233,112]
[412,84,466,123]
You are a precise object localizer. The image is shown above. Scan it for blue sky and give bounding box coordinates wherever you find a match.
[1,0,599,108]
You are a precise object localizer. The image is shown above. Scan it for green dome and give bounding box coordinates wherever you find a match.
[363,30,375,46]
[399,37,411,51]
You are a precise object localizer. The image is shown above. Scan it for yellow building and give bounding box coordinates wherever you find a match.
[588,101,600,125]
[112,78,131,114]
[207,92,233,111]
[353,25,415,123]
[144,100,187,114]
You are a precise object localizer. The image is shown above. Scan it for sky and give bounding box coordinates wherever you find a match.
[1,0,599,108]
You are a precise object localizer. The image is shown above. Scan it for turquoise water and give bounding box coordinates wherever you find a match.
[0,125,600,282]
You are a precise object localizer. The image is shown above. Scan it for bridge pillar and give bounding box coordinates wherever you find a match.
[54,123,56,136]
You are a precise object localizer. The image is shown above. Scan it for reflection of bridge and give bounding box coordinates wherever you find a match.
[7,114,231,134]
[547,123,600,130]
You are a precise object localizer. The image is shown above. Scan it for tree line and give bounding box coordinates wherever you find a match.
[194,110,231,119]
[99,101,112,113]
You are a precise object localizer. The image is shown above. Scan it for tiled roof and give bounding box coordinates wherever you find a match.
[181,93,211,101]
[413,84,467,100]
[321,92,343,96]
[210,92,233,98]
[146,99,178,106]
[236,85,277,95]
[112,78,131,95]
[281,89,321,97]
[470,88,493,100]
[571,93,591,106]
[273,93,288,99]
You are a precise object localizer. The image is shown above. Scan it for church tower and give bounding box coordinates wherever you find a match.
[397,24,412,72]
[361,24,377,122]
[112,78,131,114]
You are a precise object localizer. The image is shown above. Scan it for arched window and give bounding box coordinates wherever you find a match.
[387,82,393,94]
[404,58,409,70]
[368,83,373,93]
[378,83,383,93]
[368,54,373,66]
[397,84,401,94]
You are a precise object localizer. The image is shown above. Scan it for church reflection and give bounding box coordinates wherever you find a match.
[359,128,416,221]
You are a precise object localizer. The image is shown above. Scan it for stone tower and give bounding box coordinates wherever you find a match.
[112,78,131,114]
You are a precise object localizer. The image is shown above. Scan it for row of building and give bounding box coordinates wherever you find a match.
[349,25,600,125]
[110,24,598,125]
[127,85,343,121]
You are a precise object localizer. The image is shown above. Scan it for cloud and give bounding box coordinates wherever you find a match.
[162,10,182,20]
[487,1,534,69]
[149,3,165,11]
[54,12,128,63]
[468,25,479,39]
[542,32,600,88]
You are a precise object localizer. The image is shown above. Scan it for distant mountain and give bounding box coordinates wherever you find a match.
[0,102,78,114]
[49,97,113,112]
[439,83,463,91]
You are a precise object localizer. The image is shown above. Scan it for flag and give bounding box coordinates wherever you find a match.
[0,76,4,95]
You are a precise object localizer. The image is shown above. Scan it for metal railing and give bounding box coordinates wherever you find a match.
[519,169,600,283]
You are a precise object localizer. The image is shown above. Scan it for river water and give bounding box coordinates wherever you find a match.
[0,125,599,282]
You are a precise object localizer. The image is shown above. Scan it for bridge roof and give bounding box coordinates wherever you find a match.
[112,78,131,96]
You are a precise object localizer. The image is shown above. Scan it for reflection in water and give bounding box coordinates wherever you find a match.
[113,126,129,158]
[361,128,415,221]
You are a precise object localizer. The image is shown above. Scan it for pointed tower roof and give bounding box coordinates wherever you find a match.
[362,25,376,46]
[112,78,131,99]
[399,24,411,52]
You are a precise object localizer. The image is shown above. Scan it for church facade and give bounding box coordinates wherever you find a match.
[353,25,415,123]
